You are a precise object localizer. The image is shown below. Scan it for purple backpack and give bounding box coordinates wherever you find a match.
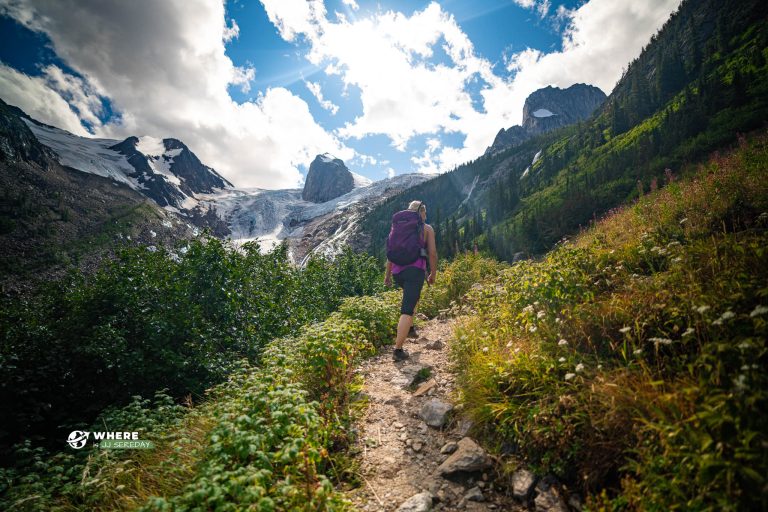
[386,210,424,265]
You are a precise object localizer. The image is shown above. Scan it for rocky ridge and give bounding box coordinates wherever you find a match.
[486,84,606,154]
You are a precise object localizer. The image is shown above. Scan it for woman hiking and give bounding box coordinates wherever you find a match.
[384,200,438,361]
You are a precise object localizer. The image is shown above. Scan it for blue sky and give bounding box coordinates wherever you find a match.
[0,0,680,188]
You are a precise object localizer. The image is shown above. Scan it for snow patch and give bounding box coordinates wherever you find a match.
[521,167,530,179]
[351,171,373,188]
[23,119,141,189]
[532,149,543,165]
[533,108,555,118]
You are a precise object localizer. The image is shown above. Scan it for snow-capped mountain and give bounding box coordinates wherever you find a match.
[10,101,432,262]
[198,172,431,260]
[23,119,231,211]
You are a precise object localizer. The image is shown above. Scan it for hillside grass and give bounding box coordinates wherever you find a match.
[451,131,768,510]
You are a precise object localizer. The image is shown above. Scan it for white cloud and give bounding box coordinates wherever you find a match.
[305,80,339,114]
[0,0,350,188]
[259,0,680,176]
[386,167,396,179]
[341,0,359,11]
[512,0,550,18]
[0,63,91,136]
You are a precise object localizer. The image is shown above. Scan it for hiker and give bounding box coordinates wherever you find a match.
[384,200,438,361]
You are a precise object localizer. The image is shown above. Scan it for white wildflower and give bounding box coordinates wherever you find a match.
[672,257,683,263]
[650,337,673,347]
[559,357,566,363]
[720,310,735,320]
[750,305,768,317]
[597,364,603,370]
[619,327,631,334]
[682,327,695,337]
[537,311,546,319]
[482,347,489,353]
[738,341,751,350]
[522,305,534,314]
[558,339,568,346]
[565,373,576,381]
[696,305,710,314]
[633,349,643,356]
[575,363,585,373]
[529,325,537,333]
[733,374,747,391]
[555,318,562,323]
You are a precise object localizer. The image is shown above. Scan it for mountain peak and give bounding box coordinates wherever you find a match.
[302,154,355,203]
[486,83,606,154]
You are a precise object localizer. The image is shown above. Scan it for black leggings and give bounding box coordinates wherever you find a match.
[393,267,425,316]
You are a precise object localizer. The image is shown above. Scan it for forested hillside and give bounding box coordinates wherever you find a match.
[360,0,768,261]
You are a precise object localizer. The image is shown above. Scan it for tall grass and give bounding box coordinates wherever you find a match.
[451,131,768,510]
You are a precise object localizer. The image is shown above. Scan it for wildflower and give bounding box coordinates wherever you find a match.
[558,339,568,346]
[682,327,695,337]
[555,318,561,323]
[482,347,489,353]
[750,305,768,317]
[738,341,751,350]
[712,310,735,324]
[537,311,546,319]
[559,357,566,363]
[650,337,673,347]
[597,364,603,370]
[506,341,514,348]
[619,327,631,334]
[733,374,747,392]
[565,373,576,381]
[522,305,534,314]
[529,325,537,333]
[696,305,710,314]
[633,349,643,356]
[575,363,585,373]
[672,257,682,263]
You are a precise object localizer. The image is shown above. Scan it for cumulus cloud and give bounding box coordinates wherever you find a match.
[0,0,350,188]
[0,63,91,136]
[259,0,680,175]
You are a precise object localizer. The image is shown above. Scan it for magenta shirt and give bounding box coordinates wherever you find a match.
[390,232,427,275]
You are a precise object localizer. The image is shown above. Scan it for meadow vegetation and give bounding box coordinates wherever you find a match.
[451,132,768,510]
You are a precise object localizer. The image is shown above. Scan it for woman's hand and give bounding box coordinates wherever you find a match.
[427,272,436,285]
[384,274,392,287]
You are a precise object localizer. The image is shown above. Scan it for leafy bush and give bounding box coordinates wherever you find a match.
[0,238,383,451]
[418,253,504,317]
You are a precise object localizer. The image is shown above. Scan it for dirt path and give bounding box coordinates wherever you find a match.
[346,317,523,511]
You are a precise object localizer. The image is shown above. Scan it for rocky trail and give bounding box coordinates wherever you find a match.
[345,317,528,512]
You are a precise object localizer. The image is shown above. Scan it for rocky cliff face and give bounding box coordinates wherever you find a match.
[487,83,606,154]
[302,154,354,203]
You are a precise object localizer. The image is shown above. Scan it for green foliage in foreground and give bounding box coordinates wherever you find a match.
[0,291,401,511]
[452,133,768,510]
[0,239,382,448]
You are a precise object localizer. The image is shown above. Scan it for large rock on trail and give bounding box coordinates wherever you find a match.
[437,437,492,476]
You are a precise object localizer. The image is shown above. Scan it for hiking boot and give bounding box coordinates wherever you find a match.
[393,348,410,361]
[407,326,418,338]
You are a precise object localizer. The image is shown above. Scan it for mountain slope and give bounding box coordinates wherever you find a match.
[357,0,768,262]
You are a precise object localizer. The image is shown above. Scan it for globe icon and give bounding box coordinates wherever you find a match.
[67,430,89,449]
